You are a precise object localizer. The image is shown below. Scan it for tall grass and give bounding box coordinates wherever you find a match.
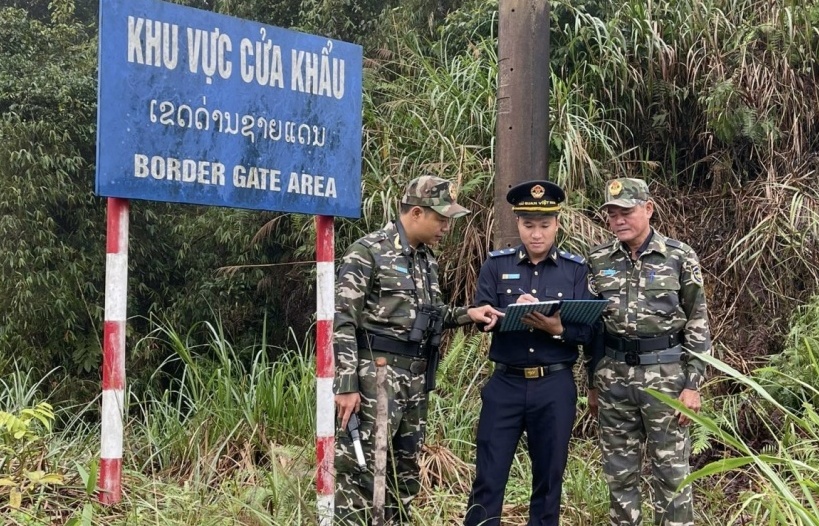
[653,349,819,525]
[130,318,316,477]
[754,294,819,412]
[550,0,819,358]
[5,312,819,524]
[0,316,321,525]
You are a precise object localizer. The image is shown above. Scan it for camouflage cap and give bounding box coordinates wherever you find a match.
[401,175,471,218]
[601,178,652,209]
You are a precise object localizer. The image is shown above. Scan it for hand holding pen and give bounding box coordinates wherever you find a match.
[517,288,539,304]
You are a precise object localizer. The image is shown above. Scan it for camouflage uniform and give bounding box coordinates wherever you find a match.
[334,176,473,525]
[589,178,711,526]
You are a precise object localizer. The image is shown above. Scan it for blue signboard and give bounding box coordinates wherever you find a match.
[96,0,363,218]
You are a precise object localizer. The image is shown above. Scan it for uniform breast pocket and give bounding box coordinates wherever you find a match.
[540,284,574,301]
[593,276,623,316]
[642,277,681,318]
[495,283,519,309]
[378,273,416,320]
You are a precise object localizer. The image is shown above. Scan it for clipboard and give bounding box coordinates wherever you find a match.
[498,299,608,332]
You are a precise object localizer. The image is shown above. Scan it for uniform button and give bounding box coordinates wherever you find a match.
[558,292,563,298]
[529,328,534,333]
[507,289,512,294]
[529,348,535,353]
[531,289,537,294]
[534,271,539,276]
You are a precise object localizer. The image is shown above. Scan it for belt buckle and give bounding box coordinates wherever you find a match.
[624,351,641,366]
[524,367,540,379]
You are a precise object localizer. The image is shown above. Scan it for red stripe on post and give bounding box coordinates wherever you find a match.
[316,319,334,378]
[102,321,125,390]
[106,198,128,253]
[98,458,122,504]
[316,215,334,262]
[315,435,334,494]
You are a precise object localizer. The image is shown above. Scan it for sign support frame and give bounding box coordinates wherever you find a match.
[99,197,129,504]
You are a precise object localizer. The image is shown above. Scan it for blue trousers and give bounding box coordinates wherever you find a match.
[464,367,577,526]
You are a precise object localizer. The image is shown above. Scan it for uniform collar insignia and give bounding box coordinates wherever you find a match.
[644,228,668,257]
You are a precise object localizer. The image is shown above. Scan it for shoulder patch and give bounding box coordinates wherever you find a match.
[489,248,517,258]
[590,240,616,253]
[587,273,598,295]
[684,259,704,286]
[691,264,703,285]
[557,250,586,265]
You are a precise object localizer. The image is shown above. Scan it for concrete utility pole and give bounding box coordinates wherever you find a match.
[494,1,550,249]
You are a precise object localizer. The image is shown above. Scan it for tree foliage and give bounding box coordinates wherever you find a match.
[2,0,819,385]
[0,6,102,374]
[0,4,290,385]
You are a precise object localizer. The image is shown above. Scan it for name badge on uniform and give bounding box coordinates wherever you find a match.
[501,273,520,280]
[602,269,617,277]
[393,265,409,274]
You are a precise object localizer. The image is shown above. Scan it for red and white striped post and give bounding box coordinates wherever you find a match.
[315,215,335,524]
[99,197,129,504]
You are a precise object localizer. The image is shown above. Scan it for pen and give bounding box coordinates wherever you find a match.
[518,288,527,295]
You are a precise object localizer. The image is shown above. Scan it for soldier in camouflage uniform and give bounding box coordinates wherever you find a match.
[588,178,711,526]
[334,175,502,525]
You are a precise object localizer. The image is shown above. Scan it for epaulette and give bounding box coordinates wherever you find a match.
[557,249,586,265]
[488,247,517,258]
[357,230,389,249]
[589,240,616,253]
[664,238,695,256]
[664,238,684,249]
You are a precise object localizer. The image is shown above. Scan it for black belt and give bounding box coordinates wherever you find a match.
[495,363,571,379]
[364,351,427,374]
[604,346,684,366]
[356,331,423,358]
[604,332,683,353]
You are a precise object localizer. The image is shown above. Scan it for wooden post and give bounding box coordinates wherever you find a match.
[372,357,389,526]
[494,0,550,249]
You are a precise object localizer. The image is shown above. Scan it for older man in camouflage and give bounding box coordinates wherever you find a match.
[334,175,501,525]
[588,178,711,526]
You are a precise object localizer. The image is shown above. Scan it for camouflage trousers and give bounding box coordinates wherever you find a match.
[594,356,693,526]
[335,356,428,525]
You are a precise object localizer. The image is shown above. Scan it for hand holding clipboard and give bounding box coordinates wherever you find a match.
[499,298,608,332]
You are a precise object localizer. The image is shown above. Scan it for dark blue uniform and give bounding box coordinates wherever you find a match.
[464,244,597,526]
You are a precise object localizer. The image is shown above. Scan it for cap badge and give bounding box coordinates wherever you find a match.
[530,184,545,199]
[609,180,623,196]
[449,183,457,201]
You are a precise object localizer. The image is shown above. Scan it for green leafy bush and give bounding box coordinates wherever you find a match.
[754,295,819,413]
[0,402,63,510]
